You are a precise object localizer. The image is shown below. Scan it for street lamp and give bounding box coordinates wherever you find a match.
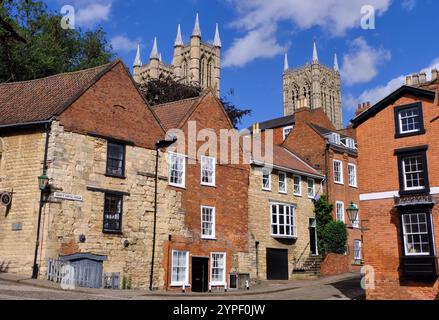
[346,202,359,226]
[37,170,50,191]
[150,137,177,291]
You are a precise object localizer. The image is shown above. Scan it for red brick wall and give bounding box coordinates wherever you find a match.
[163,92,250,290]
[356,94,439,300]
[321,253,351,276]
[58,62,164,149]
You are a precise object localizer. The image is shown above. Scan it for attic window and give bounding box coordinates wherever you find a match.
[341,137,357,150]
[394,103,425,138]
[327,133,341,145]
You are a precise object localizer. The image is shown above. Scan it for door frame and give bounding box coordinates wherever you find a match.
[191,256,209,293]
[309,218,319,256]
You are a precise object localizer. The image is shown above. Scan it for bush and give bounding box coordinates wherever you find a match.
[321,221,348,254]
[314,196,334,255]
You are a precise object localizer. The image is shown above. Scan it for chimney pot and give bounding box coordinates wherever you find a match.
[419,72,427,84]
[406,75,412,86]
[432,69,438,81]
[412,73,419,85]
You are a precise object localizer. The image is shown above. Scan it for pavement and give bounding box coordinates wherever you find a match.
[0,272,364,300]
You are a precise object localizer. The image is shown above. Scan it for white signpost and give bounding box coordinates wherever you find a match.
[54,192,83,202]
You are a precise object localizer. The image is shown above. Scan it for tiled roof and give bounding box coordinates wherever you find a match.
[151,96,201,130]
[0,62,117,126]
[253,144,323,178]
[248,114,295,132]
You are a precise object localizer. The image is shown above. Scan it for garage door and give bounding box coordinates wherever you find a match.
[266,248,289,280]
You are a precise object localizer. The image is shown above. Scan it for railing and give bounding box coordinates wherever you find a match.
[47,258,67,283]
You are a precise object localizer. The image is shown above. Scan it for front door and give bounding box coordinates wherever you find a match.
[192,257,209,292]
[309,218,318,255]
[266,248,289,280]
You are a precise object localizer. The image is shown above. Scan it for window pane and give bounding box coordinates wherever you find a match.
[104,194,122,232]
[402,213,430,255]
[402,155,425,190]
[399,107,421,133]
[107,143,124,176]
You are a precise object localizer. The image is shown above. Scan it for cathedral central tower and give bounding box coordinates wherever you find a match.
[283,42,343,129]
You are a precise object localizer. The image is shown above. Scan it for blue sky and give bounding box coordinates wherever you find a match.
[47,0,438,130]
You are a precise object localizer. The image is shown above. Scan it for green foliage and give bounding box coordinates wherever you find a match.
[0,0,114,82]
[314,196,334,255]
[139,76,251,129]
[321,221,348,254]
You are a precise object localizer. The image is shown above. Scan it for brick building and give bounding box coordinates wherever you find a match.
[250,108,363,274]
[352,84,439,300]
[151,90,250,292]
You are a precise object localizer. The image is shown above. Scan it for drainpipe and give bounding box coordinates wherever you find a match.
[149,138,177,291]
[32,122,51,279]
[324,143,330,198]
[255,241,260,279]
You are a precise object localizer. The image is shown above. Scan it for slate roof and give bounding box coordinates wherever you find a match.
[0,61,117,126]
[248,114,295,132]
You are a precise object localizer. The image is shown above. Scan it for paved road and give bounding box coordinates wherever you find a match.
[0,276,364,300]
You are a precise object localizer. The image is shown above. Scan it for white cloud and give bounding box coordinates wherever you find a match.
[223,25,287,67]
[224,0,391,67]
[402,0,416,11]
[340,37,391,86]
[111,35,139,53]
[75,2,112,27]
[344,57,439,112]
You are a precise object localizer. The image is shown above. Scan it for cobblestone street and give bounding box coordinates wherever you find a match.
[0,273,364,300]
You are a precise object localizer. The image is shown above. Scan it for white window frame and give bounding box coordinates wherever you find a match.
[402,213,431,256]
[200,155,216,187]
[210,252,226,286]
[293,175,302,196]
[307,178,315,199]
[402,155,426,192]
[262,170,271,191]
[348,163,357,187]
[170,250,189,286]
[398,107,422,134]
[168,152,186,188]
[336,201,345,223]
[270,202,297,239]
[283,126,293,141]
[201,206,216,240]
[354,240,362,261]
[278,171,287,194]
[333,160,344,185]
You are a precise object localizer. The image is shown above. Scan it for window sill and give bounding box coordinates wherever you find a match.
[262,188,272,192]
[201,237,216,241]
[103,230,123,235]
[271,235,297,240]
[279,191,288,195]
[349,185,358,188]
[169,183,186,190]
[105,173,126,179]
[334,181,344,185]
[201,183,216,188]
[170,283,191,287]
[395,129,426,139]
[210,282,226,287]
[293,193,302,197]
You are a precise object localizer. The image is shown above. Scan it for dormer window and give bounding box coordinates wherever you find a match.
[394,102,425,138]
[328,133,341,145]
[283,126,293,141]
[341,137,357,150]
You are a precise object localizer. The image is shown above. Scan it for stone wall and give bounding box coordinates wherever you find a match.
[0,129,47,275]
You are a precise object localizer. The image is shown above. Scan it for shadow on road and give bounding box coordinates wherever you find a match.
[328,277,365,300]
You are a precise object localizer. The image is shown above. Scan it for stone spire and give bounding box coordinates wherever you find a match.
[213,23,221,47]
[334,53,339,72]
[174,24,183,47]
[159,53,162,62]
[284,53,289,71]
[192,13,201,37]
[313,41,318,63]
[150,37,159,60]
[133,44,142,67]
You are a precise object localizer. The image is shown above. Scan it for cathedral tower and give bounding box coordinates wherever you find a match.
[283,42,343,129]
[133,14,221,97]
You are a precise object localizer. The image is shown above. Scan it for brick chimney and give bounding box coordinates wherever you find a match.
[356,102,371,116]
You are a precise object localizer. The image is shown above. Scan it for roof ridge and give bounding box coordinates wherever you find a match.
[0,61,117,87]
[152,95,201,108]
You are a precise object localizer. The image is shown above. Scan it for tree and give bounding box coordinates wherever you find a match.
[314,196,334,255]
[139,76,251,129]
[0,0,114,82]
[321,221,347,254]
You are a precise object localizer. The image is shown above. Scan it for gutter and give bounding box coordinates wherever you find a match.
[0,120,53,132]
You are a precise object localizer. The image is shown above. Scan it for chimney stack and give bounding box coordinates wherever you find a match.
[356,102,371,116]
[406,75,413,86]
[419,72,427,84]
[252,123,261,134]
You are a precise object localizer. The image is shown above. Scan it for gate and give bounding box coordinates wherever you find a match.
[59,253,107,289]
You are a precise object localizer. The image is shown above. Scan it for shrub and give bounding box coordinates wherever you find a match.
[321,221,348,254]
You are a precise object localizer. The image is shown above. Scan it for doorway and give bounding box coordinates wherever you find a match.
[309,218,318,255]
[266,248,289,280]
[192,257,209,292]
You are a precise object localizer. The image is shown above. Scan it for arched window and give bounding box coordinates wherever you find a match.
[207,59,213,87]
[291,85,299,111]
[199,56,207,87]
